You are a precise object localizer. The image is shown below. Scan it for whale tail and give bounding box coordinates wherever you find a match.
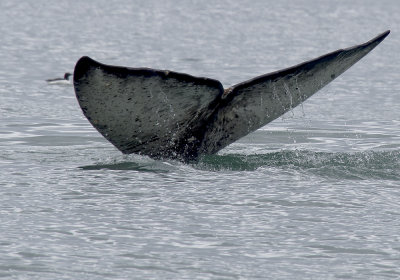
[73,30,390,161]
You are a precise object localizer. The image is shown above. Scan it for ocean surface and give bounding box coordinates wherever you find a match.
[1,0,399,279]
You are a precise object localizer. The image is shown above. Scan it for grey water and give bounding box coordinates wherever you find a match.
[1,0,399,279]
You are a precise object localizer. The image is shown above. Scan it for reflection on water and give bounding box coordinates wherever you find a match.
[80,158,172,173]
[1,0,399,279]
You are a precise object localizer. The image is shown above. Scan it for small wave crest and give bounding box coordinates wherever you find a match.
[78,150,400,180]
[197,150,400,180]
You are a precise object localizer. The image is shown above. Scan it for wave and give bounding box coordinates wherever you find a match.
[80,149,400,180]
[197,150,400,180]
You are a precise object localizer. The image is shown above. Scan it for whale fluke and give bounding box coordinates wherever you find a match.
[73,30,390,161]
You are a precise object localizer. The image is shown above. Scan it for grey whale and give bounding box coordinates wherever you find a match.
[73,30,390,162]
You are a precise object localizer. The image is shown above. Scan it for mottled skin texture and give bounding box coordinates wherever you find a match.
[74,31,389,162]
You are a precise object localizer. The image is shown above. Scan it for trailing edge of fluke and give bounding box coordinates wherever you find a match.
[73,30,390,162]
